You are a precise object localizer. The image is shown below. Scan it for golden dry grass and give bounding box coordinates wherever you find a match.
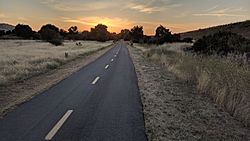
[0,40,112,86]
[143,44,250,127]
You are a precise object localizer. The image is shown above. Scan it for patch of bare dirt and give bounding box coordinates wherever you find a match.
[0,45,113,117]
[129,46,250,141]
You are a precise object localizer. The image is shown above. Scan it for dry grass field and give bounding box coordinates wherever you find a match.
[134,42,191,53]
[135,43,250,127]
[0,40,112,86]
[129,46,250,140]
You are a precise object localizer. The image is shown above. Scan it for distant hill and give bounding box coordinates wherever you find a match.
[180,20,250,40]
[0,23,15,32]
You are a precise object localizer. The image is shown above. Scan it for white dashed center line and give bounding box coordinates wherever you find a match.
[114,55,117,57]
[45,110,73,140]
[105,65,109,69]
[111,59,114,62]
[91,76,100,84]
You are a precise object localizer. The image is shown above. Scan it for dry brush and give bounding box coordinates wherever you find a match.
[145,44,250,127]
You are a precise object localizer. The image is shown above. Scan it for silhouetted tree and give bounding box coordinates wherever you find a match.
[109,32,118,41]
[68,26,78,34]
[81,30,90,40]
[0,30,5,36]
[59,29,68,37]
[39,24,63,46]
[13,24,33,39]
[39,24,59,32]
[5,30,12,35]
[130,26,144,43]
[155,25,172,44]
[90,24,109,42]
[119,29,131,41]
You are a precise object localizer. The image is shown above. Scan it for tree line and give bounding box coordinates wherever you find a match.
[0,23,193,46]
[118,25,192,44]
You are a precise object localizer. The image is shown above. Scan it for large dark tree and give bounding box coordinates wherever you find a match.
[39,24,60,40]
[38,24,63,46]
[66,26,79,40]
[155,25,171,37]
[13,24,33,39]
[90,24,109,42]
[155,25,172,44]
[130,26,144,43]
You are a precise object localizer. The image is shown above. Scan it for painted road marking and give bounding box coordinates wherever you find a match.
[105,65,109,69]
[114,55,117,57]
[111,59,114,62]
[92,77,100,84]
[45,110,73,140]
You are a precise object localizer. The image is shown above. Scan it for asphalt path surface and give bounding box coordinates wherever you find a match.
[0,41,147,141]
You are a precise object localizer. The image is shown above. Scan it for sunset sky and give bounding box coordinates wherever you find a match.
[0,0,249,35]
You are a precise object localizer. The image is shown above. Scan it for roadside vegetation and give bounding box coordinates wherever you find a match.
[192,31,250,55]
[142,31,250,127]
[129,46,250,140]
[0,40,112,86]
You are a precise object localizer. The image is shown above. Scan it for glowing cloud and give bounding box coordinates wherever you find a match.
[41,0,117,12]
[128,3,162,14]
[61,16,134,32]
[62,17,131,27]
[194,7,246,17]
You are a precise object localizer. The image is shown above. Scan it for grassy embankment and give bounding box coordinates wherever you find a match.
[0,40,112,86]
[141,43,250,127]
